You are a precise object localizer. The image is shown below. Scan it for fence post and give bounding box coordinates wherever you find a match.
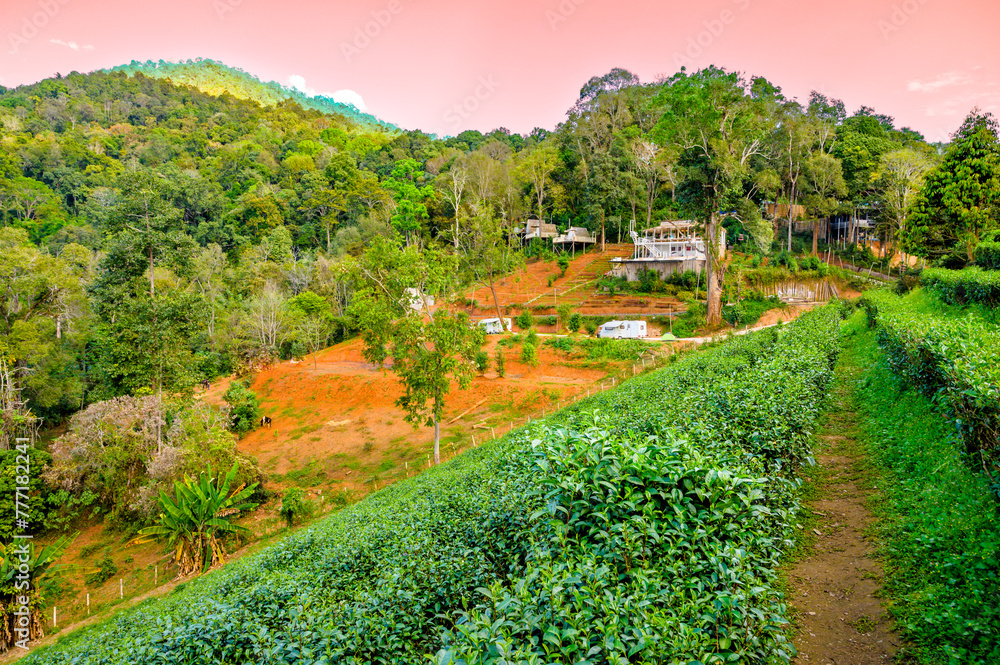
[87,593,90,615]
[53,606,56,627]
[120,579,123,599]
[154,565,157,586]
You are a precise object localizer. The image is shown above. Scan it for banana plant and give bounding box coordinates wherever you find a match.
[0,533,77,653]
[131,464,257,577]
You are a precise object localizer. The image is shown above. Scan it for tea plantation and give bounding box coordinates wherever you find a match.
[23,307,841,665]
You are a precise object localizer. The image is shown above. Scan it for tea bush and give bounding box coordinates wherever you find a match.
[861,289,1000,481]
[920,266,1000,308]
[23,308,841,665]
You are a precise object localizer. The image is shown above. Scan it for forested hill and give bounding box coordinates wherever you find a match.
[109,59,396,130]
[0,64,944,425]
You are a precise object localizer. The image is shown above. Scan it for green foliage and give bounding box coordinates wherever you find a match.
[278,488,314,527]
[723,295,783,327]
[494,347,506,377]
[974,241,1000,270]
[556,254,570,276]
[0,533,76,652]
[567,312,581,332]
[43,489,101,532]
[474,351,489,374]
[520,342,538,366]
[223,381,261,435]
[131,464,258,576]
[905,110,1000,262]
[846,315,1000,665]
[515,310,534,330]
[861,289,1000,480]
[0,446,51,541]
[577,338,647,361]
[19,309,840,665]
[84,550,118,586]
[920,266,1000,307]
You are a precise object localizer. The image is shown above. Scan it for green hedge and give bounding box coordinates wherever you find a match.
[861,290,1000,480]
[974,240,1000,270]
[920,266,1000,307]
[24,309,842,665]
[848,319,1000,665]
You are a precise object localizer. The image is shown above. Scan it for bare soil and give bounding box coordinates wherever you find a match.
[787,352,899,664]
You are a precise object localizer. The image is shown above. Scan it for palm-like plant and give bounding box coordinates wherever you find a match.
[131,464,257,577]
[0,534,76,653]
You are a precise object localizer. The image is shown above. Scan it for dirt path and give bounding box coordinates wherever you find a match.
[787,351,899,664]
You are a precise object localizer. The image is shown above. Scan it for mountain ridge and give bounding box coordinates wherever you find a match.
[108,58,398,131]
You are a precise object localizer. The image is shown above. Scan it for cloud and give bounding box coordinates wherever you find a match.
[907,72,973,93]
[49,39,94,51]
[288,75,367,112]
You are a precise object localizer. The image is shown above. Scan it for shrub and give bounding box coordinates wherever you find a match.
[974,241,1000,270]
[583,320,598,335]
[567,312,581,333]
[921,266,1000,307]
[18,309,841,665]
[223,381,261,435]
[861,289,1000,477]
[515,311,533,330]
[279,488,314,527]
[494,347,506,377]
[84,550,118,586]
[474,351,489,374]
[520,343,538,366]
[557,254,570,276]
[524,328,539,346]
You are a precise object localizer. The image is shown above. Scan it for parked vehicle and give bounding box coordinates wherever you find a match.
[477,318,512,334]
[596,320,647,339]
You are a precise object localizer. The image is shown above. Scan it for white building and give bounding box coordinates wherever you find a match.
[609,219,725,281]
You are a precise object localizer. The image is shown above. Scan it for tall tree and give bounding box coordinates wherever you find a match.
[655,67,773,325]
[106,170,183,297]
[350,236,482,464]
[872,148,935,261]
[802,152,848,255]
[905,109,1000,262]
[456,210,525,330]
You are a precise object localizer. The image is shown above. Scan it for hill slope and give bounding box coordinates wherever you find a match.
[110,58,397,131]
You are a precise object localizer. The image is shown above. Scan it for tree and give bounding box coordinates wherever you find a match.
[349,235,482,464]
[106,170,183,297]
[655,68,774,326]
[905,109,1000,262]
[0,534,75,653]
[131,464,257,577]
[872,148,935,261]
[456,210,525,330]
[382,159,435,246]
[436,158,468,248]
[515,144,561,222]
[803,153,848,254]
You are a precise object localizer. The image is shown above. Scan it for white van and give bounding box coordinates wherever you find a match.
[477,318,512,334]
[596,320,647,339]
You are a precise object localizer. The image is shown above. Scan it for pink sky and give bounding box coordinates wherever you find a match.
[2,0,998,141]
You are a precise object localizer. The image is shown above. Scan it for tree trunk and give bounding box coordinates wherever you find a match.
[488,278,505,331]
[705,213,724,326]
[432,413,441,465]
[812,220,820,256]
[149,244,155,296]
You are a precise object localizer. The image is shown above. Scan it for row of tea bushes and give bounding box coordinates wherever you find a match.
[861,289,1000,481]
[25,308,842,665]
[920,266,1000,308]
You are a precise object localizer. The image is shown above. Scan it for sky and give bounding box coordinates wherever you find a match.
[1,0,998,141]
